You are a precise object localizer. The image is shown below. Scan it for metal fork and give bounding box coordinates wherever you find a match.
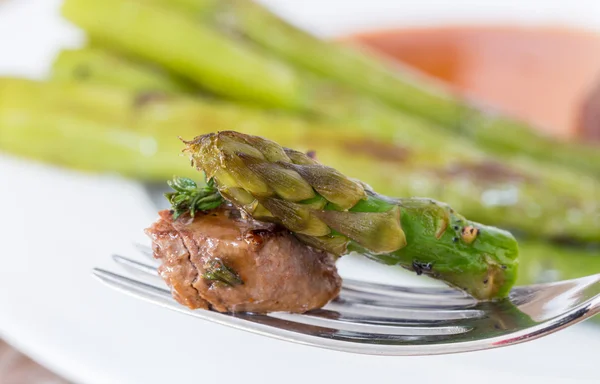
[92,243,600,356]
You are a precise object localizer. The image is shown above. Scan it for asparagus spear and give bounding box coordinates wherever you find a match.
[147,0,218,17]
[193,0,600,176]
[516,242,600,285]
[52,47,195,94]
[57,0,499,149]
[1,78,599,242]
[148,0,461,126]
[0,81,194,179]
[61,0,305,110]
[49,44,485,169]
[183,131,519,300]
[0,78,380,180]
[62,0,600,177]
[61,0,428,142]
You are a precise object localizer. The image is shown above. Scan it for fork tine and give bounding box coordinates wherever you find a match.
[339,287,476,309]
[325,299,485,322]
[305,308,471,326]
[93,268,172,303]
[270,312,471,336]
[342,278,468,297]
[234,312,461,344]
[112,254,160,278]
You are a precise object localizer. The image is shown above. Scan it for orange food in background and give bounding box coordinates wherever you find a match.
[349,26,600,140]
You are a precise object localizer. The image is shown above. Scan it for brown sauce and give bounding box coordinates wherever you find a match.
[348,26,600,140]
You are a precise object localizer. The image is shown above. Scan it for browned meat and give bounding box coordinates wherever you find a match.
[144,206,341,313]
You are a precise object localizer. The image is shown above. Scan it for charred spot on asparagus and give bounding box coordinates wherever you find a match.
[73,64,91,80]
[412,260,433,276]
[133,91,169,108]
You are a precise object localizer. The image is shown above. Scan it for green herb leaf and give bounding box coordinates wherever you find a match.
[165,175,224,219]
[202,258,243,286]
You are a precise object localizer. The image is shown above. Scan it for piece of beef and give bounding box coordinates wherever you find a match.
[144,206,341,313]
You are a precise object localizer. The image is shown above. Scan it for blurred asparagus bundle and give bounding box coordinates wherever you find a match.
[48,47,600,243]
[516,242,600,285]
[1,77,599,244]
[61,0,600,176]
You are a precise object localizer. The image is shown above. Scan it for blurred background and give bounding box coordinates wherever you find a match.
[1,0,599,383]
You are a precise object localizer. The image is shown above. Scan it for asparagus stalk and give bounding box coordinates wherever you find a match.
[52,47,195,94]
[516,242,600,285]
[61,0,305,110]
[149,0,461,125]
[57,0,497,149]
[1,78,599,242]
[0,78,379,180]
[183,131,520,300]
[147,0,218,17]
[199,0,600,176]
[0,80,195,180]
[62,0,600,177]
[61,0,427,142]
[53,46,599,213]
[50,45,469,159]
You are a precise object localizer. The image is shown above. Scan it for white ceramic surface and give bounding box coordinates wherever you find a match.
[1,1,599,383]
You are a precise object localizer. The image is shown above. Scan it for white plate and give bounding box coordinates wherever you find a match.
[1,1,599,383]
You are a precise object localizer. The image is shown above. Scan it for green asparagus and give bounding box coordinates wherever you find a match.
[60,0,482,147]
[148,0,218,19]
[151,0,461,125]
[62,0,305,110]
[62,0,433,140]
[516,242,600,285]
[62,0,600,177]
[52,47,195,94]
[183,131,519,300]
[1,78,599,242]
[171,0,600,176]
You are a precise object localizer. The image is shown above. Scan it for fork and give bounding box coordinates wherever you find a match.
[92,243,600,356]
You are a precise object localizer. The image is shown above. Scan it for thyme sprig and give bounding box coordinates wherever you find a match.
[165,175,223,219]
